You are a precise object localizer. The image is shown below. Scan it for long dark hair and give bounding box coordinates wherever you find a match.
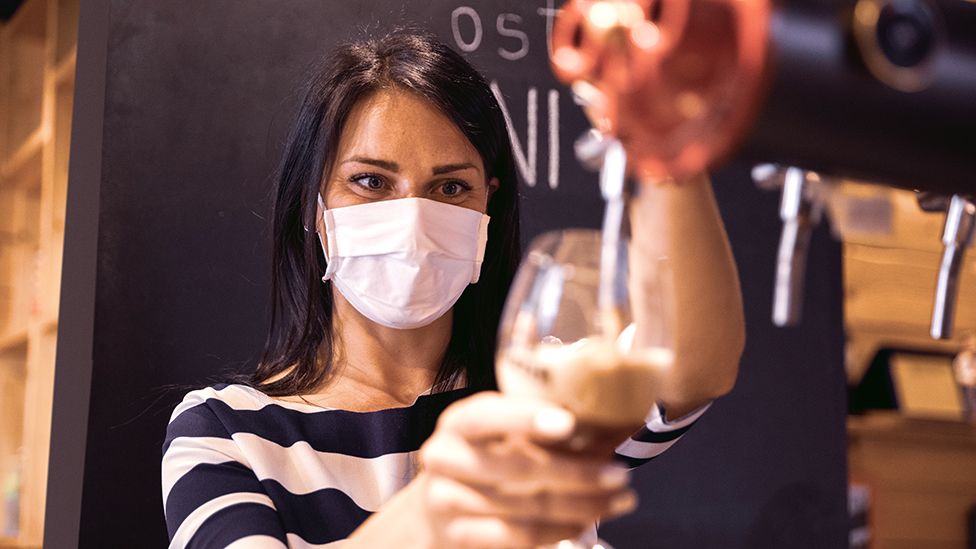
[250,31,521,396]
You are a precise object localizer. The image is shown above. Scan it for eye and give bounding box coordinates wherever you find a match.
[350,173,385,191]
[440,180,472,197]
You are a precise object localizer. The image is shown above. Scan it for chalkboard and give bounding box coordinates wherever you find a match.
[47,1,849,547]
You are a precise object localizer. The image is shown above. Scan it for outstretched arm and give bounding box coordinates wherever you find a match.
[630,173,745,420]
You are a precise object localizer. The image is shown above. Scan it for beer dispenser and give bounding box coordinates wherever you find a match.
[548,0,976,338]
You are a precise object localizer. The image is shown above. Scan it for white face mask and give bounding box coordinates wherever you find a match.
[317,195,490,330]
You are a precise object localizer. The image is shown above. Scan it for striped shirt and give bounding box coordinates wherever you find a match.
[162,383,709,548]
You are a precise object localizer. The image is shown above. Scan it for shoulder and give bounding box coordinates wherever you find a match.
[161,384,292,546]
[166,383,328,430]
[161,384,285,518]
[168,383,274,421]
[163,384,270,445]
[162,383,344,462]
[163,383,324,463]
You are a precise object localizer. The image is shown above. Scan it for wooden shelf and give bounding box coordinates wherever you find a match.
[0,541,40,549]
[53,0,79,66]
[0,0,78,544]
[849,412,976,448]
[1,0,46,166]
[52,47,74,86]
[848,412,976,547]
[0,128,44,181]
[51,75,73,234]
[0,317,58,353]
[40,317,56,334]
[0,329,28,351]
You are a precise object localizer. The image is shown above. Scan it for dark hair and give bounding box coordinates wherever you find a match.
[249,31,521,396]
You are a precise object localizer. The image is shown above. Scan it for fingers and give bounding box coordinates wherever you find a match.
[425,391,629,493]
[436,392,576,443]
[443,516,589,549]
[422,432,630,492]
[427,475,638,525]
[421,392,638,549]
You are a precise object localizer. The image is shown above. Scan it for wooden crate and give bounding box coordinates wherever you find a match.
[848,412,976,548]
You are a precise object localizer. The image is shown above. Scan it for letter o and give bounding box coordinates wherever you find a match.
[451,6,483,53]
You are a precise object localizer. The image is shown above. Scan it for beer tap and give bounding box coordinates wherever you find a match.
[930,195,976,339]
[573,128,632,330]
[751,165,826,327]
[549,0,976,335]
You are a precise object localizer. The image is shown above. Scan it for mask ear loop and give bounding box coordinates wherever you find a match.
[315,193,332,283]
[471,185,493,284]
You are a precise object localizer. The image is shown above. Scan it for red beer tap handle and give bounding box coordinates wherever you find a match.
[551,0,772,181]
[551,1,690,93]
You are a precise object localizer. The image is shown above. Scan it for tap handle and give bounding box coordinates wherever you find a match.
[772,168,818,327]
[752,165,825,327]
[930,194,976,339]
[599,139,629,202]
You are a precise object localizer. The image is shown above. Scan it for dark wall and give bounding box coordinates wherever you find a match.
[47,1,848,547]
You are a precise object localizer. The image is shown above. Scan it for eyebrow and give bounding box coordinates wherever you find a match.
[342,157,479,176]
[343,157,400,172]
[432,162,478,175]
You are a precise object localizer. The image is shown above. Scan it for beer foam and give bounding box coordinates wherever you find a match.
[498,339,673,427]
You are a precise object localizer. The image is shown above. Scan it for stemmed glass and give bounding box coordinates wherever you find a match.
[495,227,673,549]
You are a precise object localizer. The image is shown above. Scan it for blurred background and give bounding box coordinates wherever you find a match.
[0,0,974,547]
[0,0,76,547]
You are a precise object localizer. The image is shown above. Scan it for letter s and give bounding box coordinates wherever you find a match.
[497,13,529,61]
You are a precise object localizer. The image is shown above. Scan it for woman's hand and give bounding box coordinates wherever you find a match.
[417,391,637,548]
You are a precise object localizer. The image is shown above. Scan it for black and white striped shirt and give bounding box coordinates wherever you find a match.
[162,383,708,548]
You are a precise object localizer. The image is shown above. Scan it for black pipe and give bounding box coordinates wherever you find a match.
[738,0,976,195]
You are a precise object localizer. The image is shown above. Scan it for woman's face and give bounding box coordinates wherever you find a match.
[320,89,498,215]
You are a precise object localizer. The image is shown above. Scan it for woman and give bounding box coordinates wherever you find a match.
[162,31,744,549]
